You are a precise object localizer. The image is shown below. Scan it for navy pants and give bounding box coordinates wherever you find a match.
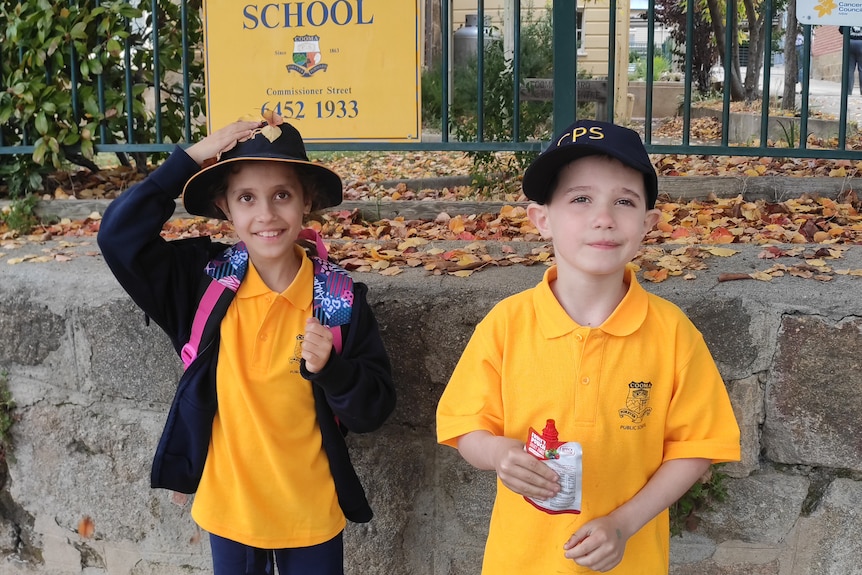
[210,532,344,575]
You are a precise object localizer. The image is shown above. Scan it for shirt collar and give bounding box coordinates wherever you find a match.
[236,245,313,312]
[533,264,649,339]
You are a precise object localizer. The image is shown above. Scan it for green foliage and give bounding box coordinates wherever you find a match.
[777,119,800,147]
[421,66,445,128]
[0,371,16,466]
[669,464,729,537]
[0,154,48,197]
[629,55,671,82]
[0,192,40,235]
[0,153,43,234]
[434,9,558,188]
[0,0,206,175]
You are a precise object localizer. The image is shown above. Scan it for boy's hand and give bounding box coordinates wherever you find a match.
[457,432,560,500]
[494,439,561,500]
[302,317,333,373]
[185,120,261,167]
[563,516,628,573]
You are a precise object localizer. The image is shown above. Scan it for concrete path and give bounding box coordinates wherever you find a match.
[759,63,862,123]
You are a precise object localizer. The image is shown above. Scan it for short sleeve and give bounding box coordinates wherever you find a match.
[663,324,741,464]
[436,315,506,448]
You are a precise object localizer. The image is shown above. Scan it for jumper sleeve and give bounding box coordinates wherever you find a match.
[300,282,395,433]
[97,148,215,348]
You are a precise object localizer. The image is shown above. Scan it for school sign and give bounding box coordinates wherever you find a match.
[797,0,862,25]
[202,0,421,142]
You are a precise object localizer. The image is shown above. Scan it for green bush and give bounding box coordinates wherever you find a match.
[421,8,558,186]
[0,0,206,183]
[629,55,671,82]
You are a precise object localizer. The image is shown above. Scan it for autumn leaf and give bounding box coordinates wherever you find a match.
[260,124,281,143]
[750,271,774,281]
[701,247,739,257]
[643,268,669,283]
[78,516,95,538]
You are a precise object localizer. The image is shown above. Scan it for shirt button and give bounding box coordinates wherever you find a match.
[260,334,268,341]
[575,334,584,342]
[581,377,590,385]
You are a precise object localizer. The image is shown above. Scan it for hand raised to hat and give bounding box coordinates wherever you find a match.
[185,120,262,167]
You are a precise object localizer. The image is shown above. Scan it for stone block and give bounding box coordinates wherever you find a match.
[764,316,862,470]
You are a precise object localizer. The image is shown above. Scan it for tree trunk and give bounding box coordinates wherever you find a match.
[705,0,746,100]
[425,0,442,66]
[742,0,764,102]
[782,4,799,110]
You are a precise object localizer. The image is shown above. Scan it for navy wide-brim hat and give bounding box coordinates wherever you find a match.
[522,120,658,208]
[182,122,343,219]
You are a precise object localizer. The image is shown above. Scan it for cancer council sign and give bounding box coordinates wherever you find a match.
[202,0,421,142]
[798,0,862,25]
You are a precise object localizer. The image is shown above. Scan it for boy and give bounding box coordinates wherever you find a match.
[436,120,740,574]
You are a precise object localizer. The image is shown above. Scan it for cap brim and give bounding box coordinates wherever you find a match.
[182,156,343,219]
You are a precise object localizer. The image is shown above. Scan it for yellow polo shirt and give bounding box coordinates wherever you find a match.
[437,265,740,575]
[192,248,345,548]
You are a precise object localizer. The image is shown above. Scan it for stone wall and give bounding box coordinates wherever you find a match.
[1,241,861,575]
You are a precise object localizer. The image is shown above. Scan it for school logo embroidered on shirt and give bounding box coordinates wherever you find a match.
[618,381,653,423]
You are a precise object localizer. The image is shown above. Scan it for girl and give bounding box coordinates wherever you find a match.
[98,119,395,575]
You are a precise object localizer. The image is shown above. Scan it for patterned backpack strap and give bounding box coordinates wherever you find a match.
[180,243,249,369]
[299,228,353,354]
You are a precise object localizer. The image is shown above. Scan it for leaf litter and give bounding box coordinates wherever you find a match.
[5,152,862,282]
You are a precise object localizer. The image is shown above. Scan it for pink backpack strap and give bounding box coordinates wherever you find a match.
[180,280,226,369]
[298,227,329,259]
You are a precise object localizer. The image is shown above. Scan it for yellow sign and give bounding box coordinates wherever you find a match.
[202,0,421,142]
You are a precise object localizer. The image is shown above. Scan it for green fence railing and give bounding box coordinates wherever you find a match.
[1,0,859,162]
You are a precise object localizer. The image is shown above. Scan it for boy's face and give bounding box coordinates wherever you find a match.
[214,161,310,266]
[527,155,660,281]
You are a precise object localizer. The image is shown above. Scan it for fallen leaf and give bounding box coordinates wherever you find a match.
[78,516,95,539]
[701,247,739,257]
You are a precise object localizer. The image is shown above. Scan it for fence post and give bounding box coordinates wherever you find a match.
[552,0,577,135]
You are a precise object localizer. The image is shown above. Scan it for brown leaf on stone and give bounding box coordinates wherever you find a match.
[78,516,95,539]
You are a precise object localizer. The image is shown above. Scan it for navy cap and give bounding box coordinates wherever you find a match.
[522,120,658,208]
[182,122,342,219]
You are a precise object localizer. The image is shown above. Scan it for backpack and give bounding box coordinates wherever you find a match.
[180,228,353,369]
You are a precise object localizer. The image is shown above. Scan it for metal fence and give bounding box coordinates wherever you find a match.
[0,0,860,162]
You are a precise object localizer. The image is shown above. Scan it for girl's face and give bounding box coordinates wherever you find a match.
[214,161,310,266]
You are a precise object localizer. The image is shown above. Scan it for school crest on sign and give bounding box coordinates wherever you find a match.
[287,35,328,77]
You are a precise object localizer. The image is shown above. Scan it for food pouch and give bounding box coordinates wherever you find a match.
[524,419,583,514]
